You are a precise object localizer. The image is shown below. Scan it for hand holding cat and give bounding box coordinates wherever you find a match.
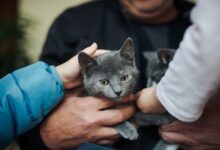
[159,89,220,150]
[136,87,166,114]
[56,43,108,89]
[40,87,136,149]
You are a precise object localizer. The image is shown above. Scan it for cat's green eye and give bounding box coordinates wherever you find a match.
[100,79,109,86]
[120,75,129,82]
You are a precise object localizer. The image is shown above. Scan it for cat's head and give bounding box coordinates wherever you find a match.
[144,48,175,87]
[78,38,139,100]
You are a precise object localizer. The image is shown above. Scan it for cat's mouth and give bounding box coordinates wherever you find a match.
[97,95,125,101]
[108,94,128,101]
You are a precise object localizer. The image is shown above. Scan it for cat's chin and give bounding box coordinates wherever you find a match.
[110,96,125,101]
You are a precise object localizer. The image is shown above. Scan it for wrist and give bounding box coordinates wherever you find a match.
[56,64,67,84]
[40,126,59,150]
[137,87,166,113]
[151,87,167,113]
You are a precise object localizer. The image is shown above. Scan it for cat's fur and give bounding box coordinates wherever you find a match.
[144,49,175,87]
[78,38,139,140]
[78,38,177,149]
[141,49,178,150]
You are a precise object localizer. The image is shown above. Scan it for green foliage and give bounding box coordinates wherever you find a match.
[0,17,31,77]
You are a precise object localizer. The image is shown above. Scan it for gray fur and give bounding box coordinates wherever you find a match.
[79,38,139,140]
[144,49,175,87]
[79,38,178,148]
[141,48,178,150]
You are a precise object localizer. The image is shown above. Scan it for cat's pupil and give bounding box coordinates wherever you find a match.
[120,75,129,82]
[100,79,109,86]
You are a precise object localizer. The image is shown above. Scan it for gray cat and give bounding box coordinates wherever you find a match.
[78,38,139,140]
[78,38,176,147]
[144,49,175,87]
[131,48,176,127]
[140,49,178,150]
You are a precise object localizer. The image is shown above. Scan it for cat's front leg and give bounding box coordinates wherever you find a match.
[115,121,138,140]
[153,139,179,150]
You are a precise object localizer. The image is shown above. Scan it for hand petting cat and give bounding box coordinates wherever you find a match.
[56,43,108,89]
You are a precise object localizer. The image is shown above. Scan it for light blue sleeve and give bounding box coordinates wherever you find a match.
[0,61,64,149]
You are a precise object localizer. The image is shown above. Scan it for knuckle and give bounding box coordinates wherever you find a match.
[86,133,96,141]
[117,111,125,122]
[84,116,96,128]
[111,131,120,139]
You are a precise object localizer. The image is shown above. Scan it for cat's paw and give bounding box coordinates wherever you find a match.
[115,121,138,140]
[153,140,179,150]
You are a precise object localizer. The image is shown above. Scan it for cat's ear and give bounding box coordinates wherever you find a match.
[157,49,175,65]
[78,52,97,75]
[120,37,135,61]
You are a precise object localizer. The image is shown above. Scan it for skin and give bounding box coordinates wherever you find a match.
[41,1,179,148]
[40,88,135,149]
[130,1,220,148]
[119,0,178,24]
[159,90,220,150]
[56,43,107,89]
[40,44,136,149]
[136,87,166,114]
[136,86,220,149]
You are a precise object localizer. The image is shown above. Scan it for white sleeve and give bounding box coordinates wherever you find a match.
[156,0,220,122]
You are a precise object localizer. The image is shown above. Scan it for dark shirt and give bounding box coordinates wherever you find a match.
[19,0,194,150]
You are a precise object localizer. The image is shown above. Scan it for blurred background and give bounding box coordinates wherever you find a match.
[0,0,196,78]
[0,0,91,78]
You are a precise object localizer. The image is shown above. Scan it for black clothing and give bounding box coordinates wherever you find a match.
[20,0,193,150]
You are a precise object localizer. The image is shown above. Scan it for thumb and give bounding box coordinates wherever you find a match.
[56,43,98,87]
[82,42,98,56]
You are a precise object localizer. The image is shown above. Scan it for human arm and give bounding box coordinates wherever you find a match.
[0,62,63,149]
[159,89,220,149]
[39,88,135,149]
[0,43,100,149]
[137,0,220,122]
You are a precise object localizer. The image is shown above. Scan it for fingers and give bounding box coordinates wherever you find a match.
[95,139,115,145]
[95,127,119,140]
[98,104,135,126]
[160,121,188,133]
[159,130,198,146]
[82,96,116,110]
[182,144,220,150]
[82,43,98,56]
[116,94,137,105]
[93,127,119,145]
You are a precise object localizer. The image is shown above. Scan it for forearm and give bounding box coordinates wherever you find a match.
[0,62,64,149]
[157,0,220,122]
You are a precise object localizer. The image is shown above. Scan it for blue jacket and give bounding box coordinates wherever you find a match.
[0,62,64,149]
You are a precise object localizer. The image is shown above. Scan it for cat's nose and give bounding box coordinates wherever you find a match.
[115,91,122,96]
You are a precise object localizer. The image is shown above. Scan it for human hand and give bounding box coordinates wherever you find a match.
[136,87,166,114]
[56,43,108,89]
[159,90,220,150]
[40,88,135,149]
